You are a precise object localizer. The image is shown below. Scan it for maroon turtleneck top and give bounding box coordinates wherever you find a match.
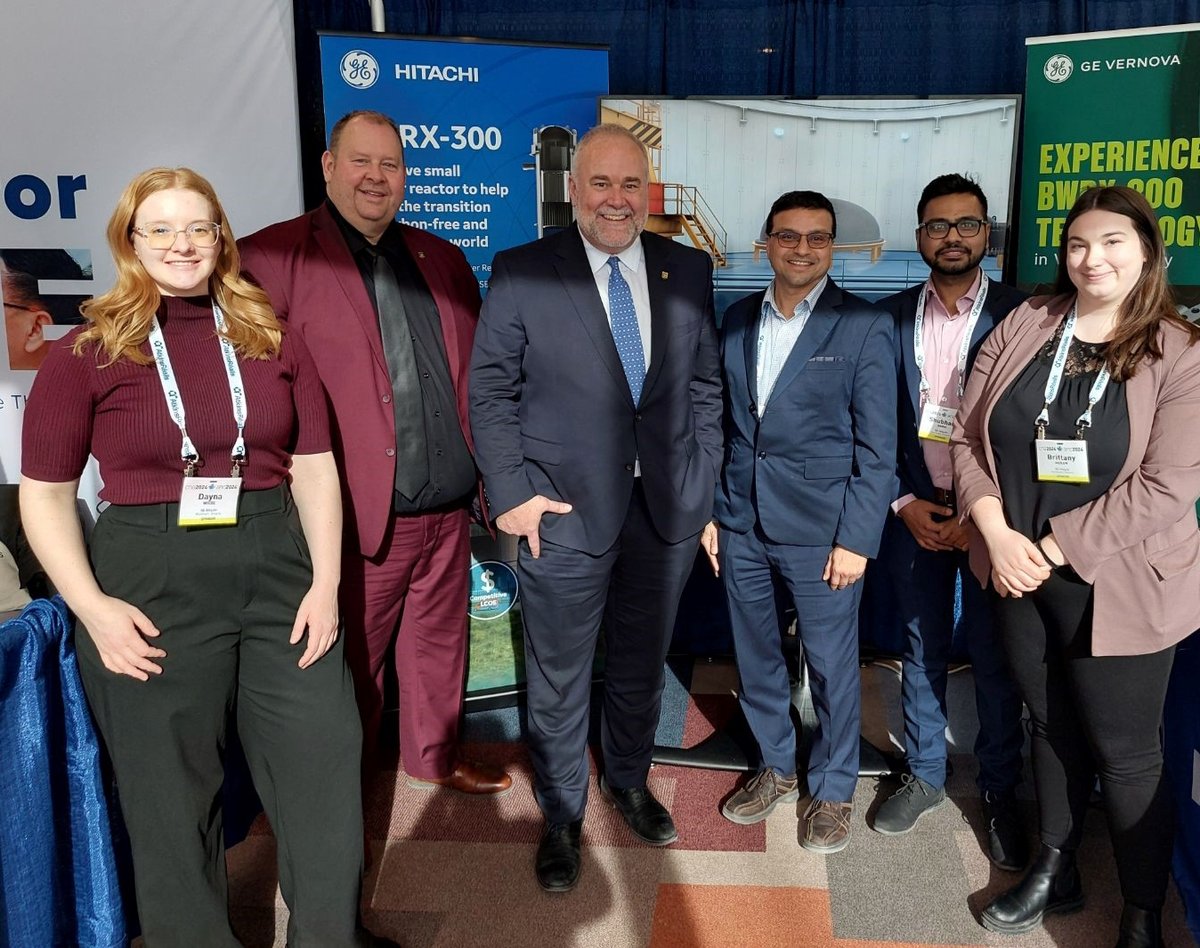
[22,295,331,504]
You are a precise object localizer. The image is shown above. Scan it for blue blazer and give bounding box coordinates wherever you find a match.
[469,227,723,556]
[714,281,896,558]
[878,279,1027,503]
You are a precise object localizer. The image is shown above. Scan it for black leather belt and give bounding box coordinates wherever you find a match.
[932,487,956,509]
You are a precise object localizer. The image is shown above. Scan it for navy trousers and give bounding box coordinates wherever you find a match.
[517,481,698,824]
[722,528,861,803]
[885,515,1024,793]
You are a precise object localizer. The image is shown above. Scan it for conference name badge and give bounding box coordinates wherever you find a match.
[918,404,955,443]
[1034,439,1089,484]
[178,477,243,526]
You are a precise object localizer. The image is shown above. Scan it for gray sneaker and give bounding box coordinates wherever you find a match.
[872,774,947,834]
[721,769,800,825]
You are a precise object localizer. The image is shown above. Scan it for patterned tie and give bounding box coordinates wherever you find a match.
[607,256,646,403]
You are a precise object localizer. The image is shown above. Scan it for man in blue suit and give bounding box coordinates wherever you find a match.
[871,174,1028,871]
[706,190,895,854]
[470,124,723,891]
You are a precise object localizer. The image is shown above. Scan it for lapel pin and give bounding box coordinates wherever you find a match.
[418,251,426,259]
[661,270,669,280]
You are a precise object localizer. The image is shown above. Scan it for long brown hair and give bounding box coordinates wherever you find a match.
[76,167,281,365]
[1054,185,1200,380]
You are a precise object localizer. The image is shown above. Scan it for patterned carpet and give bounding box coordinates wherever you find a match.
[224,660,1194,947]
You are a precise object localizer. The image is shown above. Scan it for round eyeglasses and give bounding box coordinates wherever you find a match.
[918,218,987,239]
[768,230,834,249]
[131,221,222,250]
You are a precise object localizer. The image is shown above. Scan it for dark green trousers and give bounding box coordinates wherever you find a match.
[77,486,364,947]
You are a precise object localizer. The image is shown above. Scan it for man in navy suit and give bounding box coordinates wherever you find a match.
[706,190,895,854]
[871,174,1028,870]
[470,124,723,892]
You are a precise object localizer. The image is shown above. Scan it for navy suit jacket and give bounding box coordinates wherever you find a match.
[878,279,1026,504]
[714,280,896,558]
[469,227,723,556]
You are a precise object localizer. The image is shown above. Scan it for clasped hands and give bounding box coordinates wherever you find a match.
[986,528,1066,598]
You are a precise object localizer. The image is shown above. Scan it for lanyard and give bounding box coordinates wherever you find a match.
[148,302,248,476]
[1035,303,1111,440]
[913,272,988,404]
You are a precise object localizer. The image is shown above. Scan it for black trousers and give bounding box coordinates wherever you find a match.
[77,486,365,947]
[993,568,1175,909]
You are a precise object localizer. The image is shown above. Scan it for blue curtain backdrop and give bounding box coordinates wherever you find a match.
[293,0,1200,205]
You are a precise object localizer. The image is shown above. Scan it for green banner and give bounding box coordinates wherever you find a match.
[1019,24,1200,307]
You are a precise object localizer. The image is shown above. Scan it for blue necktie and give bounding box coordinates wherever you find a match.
[607,256,646,403]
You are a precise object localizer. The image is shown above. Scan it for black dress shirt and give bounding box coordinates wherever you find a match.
[327,201,475,512]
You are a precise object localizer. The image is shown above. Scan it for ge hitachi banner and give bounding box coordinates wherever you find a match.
[1020,24,1200,306]
[0,0,303,488]
[318,34,609,291]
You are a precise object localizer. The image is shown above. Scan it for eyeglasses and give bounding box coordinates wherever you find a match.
[2,300,38,314]
[918,218,987,238]
[768,230,834,249]
[131,221,221,250]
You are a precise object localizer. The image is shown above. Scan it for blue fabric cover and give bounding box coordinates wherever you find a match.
[0,597,125,948]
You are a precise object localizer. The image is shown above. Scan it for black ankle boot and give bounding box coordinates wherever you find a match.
[980,843,1085,935]
[1114,903,1163,948]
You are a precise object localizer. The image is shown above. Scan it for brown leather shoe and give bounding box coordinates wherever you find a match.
[801,799,852,854]
[407,759,513,795]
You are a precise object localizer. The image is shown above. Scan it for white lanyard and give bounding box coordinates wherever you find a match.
[148,302,248,476]
[913,272,988,404]
[755,298,811,411]
[1035,304,1111,440]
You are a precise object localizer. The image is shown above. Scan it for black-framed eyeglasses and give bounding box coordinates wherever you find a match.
[131,221,222,250]
[768,230,834,249]
[918,218,987,238]
[2,300,39,314]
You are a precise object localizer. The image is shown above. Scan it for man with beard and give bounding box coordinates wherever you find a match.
[870,174,1029,871]
[470,124,722,892]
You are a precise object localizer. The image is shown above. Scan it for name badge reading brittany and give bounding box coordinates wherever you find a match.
[1035,439,1089,484]
[918,404,956,443]
[178,477,243,526]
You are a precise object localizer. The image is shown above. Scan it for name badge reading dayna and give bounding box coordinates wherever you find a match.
[1034,439,1089,484]
[918,403,956,443]
[179,477,243,526]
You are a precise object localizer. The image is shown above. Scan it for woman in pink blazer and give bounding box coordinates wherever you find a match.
[951,186,1200,948]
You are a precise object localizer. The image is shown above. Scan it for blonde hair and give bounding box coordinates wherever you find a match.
[76,167,281,365]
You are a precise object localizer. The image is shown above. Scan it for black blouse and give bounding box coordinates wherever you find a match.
[989,321,1130,541]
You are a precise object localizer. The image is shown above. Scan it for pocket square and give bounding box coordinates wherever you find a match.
[808,355,845,363]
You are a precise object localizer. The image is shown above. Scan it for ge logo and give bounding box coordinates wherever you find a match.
[1044,54,1073,84]
[340,50,379,89]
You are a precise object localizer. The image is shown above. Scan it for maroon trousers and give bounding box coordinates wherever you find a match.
[340,507,470,779]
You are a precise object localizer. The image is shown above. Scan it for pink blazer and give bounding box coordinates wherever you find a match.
[240,205,481,558]
[950,294,1200,656]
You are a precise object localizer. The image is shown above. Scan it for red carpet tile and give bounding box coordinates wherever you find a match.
[649,884,980,948]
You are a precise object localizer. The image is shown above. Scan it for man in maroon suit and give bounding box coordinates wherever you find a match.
[240,110,510,796]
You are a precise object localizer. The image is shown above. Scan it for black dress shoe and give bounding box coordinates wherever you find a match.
[535,819,583,892]
[1115,903,1164,948]
[983,790,1030,872]
[600,775,678,846]
[980,843,1084,934]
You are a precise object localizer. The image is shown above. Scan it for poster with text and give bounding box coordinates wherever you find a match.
[319,33,609,293]
[1021,24,1200,309]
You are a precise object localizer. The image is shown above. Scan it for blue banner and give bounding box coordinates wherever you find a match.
[319,34,608,291]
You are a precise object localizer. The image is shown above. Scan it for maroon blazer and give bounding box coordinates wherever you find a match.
[951,294,1200,656]
[240,205,481,558]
